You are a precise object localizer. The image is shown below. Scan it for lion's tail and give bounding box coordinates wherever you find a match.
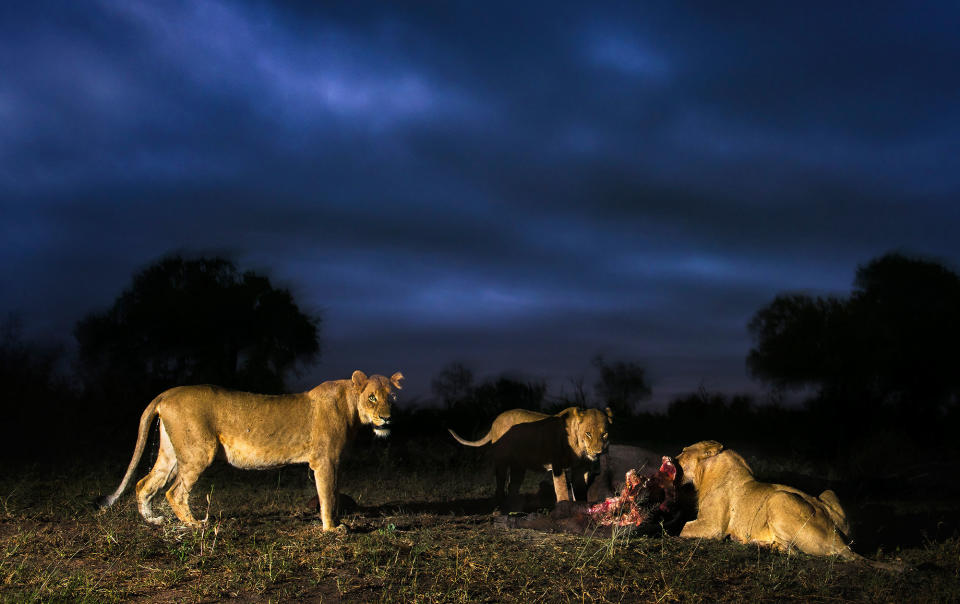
[840,547,907,572]
[95,394,163,509]
[448,428,492,447]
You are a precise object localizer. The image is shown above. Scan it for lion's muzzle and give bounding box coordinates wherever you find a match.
[373,416,391,438]
[587,445,609,462]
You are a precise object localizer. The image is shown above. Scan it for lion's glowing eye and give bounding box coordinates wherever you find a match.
[585,432,592,438]
[368,394,377,403]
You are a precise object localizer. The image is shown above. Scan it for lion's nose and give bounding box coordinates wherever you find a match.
[379,416,391,425]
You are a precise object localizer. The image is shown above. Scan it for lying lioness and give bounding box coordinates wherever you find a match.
[97,370,402,531]
[449,407,612,505]
[675,440,901,569]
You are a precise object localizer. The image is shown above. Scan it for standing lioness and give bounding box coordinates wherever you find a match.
[98,370,403,531]
[449,407,612,505]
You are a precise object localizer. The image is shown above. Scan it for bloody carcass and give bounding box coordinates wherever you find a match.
[499,457,679,536]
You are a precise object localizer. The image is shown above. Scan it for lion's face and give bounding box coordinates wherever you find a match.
[353,371,403,437]
[575,407,613,461]
[675,440,724,486]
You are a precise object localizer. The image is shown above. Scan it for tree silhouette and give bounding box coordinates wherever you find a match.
[748,252,960,421]
[432,363,547,434]
[746,294,853,391]
[75,256,320,403]
[431,362,475,411]
[0,314,78,458]
[592,355,651,416]
[472,375,546,418]
[1,314,63,395]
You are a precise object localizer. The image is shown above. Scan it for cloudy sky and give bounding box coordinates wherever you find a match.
[2,1,958,406]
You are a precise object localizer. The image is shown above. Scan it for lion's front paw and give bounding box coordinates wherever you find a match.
[552,500,582,518]
[679,520,722,540]
[323,523,348,535]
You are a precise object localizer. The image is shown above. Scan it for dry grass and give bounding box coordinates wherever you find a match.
[1,438,958,602]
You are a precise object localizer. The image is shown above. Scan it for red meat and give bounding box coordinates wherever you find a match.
[586,457,677,527]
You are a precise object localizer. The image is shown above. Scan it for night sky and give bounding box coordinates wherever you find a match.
[3,2,959,406]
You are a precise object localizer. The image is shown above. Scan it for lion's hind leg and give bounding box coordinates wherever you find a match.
[494,463,508,505]
[135,420,178,525]
[767,492,852,558]
[507,465,526,499]
[165,468,209,528]
[164,436,216,528]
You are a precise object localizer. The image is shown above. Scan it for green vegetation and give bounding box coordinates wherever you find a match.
[1,437,957,603]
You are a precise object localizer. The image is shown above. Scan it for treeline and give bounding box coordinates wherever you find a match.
[3,317,958,463]
[3,251,960,463]
[393,372,960,464]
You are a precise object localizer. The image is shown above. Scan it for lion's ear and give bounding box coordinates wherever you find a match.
[700,440,724,458]
[604,406,613,423]
[390,372,405,389]
[352,370,368,390]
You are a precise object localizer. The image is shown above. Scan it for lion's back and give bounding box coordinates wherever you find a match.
[158,384,300,414]
[489,409,550,441]
[157,385,315,439]
[155,385,225,419]
[491,416,568,468]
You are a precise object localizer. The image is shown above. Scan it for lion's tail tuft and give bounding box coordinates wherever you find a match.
[93,494,114,509]
[96,393,164,511]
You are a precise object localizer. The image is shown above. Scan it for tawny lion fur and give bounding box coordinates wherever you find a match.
[676,440,901,570]
[449,407,612,504]
[98,370,403,532]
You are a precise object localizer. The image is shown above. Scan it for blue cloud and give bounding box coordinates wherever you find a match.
[2,0,959,403]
